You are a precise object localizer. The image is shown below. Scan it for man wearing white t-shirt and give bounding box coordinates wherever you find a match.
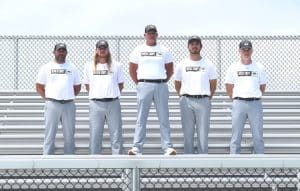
[36,43,81,155]
[128,24,176,155]
[174,36,217,154]
[83,40,124,155]
[225,40,267,154]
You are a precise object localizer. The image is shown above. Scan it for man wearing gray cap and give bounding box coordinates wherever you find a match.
[174,36,217,154]
[225,40,267,154]
[128,24,176,155]
[36,43,81,155]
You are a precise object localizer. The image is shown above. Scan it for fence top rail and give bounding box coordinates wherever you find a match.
[0,35,300,40]
[1,155,300,169]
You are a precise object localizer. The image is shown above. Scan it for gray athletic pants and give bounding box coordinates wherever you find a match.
[43,100,75,155]
[89,99,123,154]
[132,82,173,154]
[230,99,264,154]
[180,96,211,154]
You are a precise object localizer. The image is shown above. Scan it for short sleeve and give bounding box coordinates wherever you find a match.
[82,62,90,84]
[224,65,234,84]
[259,64,267,85]
[36,65,47,84]
[117,63,125,83]
[174,62,182,81]
[129,47,139,64]
[73,67,81,85]
[207,60,218,80]
[164,50,173,64]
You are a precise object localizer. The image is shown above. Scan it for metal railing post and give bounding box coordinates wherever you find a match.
[132,167,140,191]
[297,172,300,191]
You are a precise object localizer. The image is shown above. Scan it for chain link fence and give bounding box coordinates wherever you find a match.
[0,168,131,190]
[1,156,300,191]
[0,168,299,190]
[0,35,299,91]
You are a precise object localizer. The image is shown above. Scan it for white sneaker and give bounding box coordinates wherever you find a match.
[128,147,139,155]
[164,148,177,155]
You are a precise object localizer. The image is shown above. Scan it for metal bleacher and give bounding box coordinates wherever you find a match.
[0,91,300,155]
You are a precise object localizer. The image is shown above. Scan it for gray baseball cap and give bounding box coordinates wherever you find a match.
[188,35,202,44]
[145,24,157,33]
[96,40,109,49]
[239,40,252,49]
[54,43,67,51]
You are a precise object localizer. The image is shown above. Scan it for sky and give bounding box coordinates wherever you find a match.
[0,0,299,36]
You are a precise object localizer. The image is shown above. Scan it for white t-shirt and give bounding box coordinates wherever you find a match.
[225,61,267,98]
[36,61,81,100]
[129,43,173,79]
[174,57,218,95]
[83,61,124,99]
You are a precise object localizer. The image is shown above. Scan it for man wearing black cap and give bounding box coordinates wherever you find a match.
[36,43,81,155]
[174,35,217,154]
[225,40,267,154]
[128,24,176,155]
[83,40,124,155]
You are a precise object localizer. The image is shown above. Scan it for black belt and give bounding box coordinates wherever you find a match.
[138,79,167,83]
[47,98,73,104]
[234,97,260,101]
[91,97,118,102]
[182,94,209,98]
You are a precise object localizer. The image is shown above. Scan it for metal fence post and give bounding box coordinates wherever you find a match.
[14,37,19,90]
[132,167,140,191]
[297,171,300,191]
[116,37,121,62]
[216,37,222,90]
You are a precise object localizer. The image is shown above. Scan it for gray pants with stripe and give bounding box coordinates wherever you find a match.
[132,82,173,153]
[230,100,264,154]
[89,99,123,154]
[180,96,211,154]
[43,101,75,155]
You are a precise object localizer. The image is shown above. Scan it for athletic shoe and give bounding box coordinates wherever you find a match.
[128,147,140,155]
[164,148,177,155]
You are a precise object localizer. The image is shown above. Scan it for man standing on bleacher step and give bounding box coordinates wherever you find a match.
[174,35,217,154]
[128,24,176,155]
[83,40,124,155]
[36,43,81,155]
[225,40,267,154]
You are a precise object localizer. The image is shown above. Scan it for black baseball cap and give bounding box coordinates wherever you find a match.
[239,40,252,49]
[96,40,109,49]
[54,43,67,51]
[145,24,157,33]
[188,35,202,44]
